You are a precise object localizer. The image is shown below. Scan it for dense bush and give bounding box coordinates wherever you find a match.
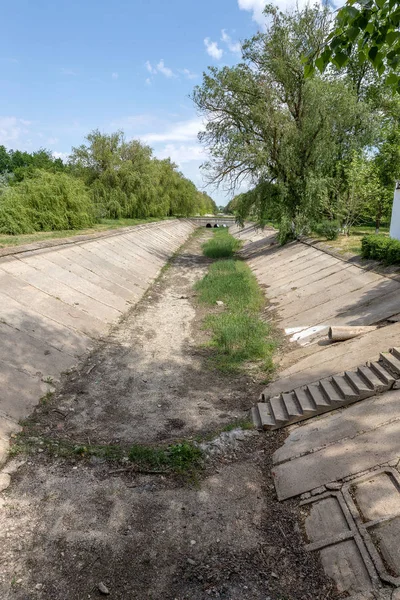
[0,170,94,234]
[314,220,340,240]
[0,131,217,236]
[361,234,400,264]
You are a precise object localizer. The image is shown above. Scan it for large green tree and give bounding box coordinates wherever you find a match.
[193,5,376,231]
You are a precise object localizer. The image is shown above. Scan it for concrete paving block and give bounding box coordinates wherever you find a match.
[303,493,377,595]
[353,471,400,522]
[343,469,400,586]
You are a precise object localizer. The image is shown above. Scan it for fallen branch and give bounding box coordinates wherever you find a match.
[109,466,168,475]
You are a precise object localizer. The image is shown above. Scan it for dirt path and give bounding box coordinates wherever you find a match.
[0,230,335,599]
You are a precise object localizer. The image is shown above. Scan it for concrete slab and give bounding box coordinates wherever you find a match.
[343,468,400,586]
[67,245,144,294]
[0,322,76,380]
[0,359,49,421]
[0,257,119,323]
[22,253,127,313]
[44,250,133,304]
[302,492,379,595]
[0,271,107,339]
[272,417,400,500]
[273,390,400,466]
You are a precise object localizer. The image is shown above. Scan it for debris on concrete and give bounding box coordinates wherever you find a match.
[98,582,110,595]
[328,325,378,342]
[0,472,11,492]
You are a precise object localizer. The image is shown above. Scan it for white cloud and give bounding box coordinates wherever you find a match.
[145,60,157,75]
[0,117,32,145]
[46,137,59,146]
[221,30,241,54]
[111,72,119,80]
[145,59,177,79]
[52,151,69,162]
[157,143,205,165]
[204,38,223,60]
[237,0,266,25]
[156,59,176,78]
[142,117,203,144]
[180,68,198,80]
[238,0,326,24]
[145,78,152,86]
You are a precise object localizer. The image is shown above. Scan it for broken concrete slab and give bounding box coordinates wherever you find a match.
[343,468,400,586]
[302,491,380,595]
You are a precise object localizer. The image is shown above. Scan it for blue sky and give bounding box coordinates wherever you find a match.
[0,0,311,206]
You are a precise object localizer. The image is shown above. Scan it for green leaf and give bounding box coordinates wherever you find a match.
[386,72,399,85]
[347,26,360,41]
[368,45,379,62]
[304,63,315,78]
[386,30,400,45]
[376,0,386,9]
[315,56,326,73]
[333,51,350,68]
[342,5,360,20]
[358,50,367,63]
[365,22,375,34]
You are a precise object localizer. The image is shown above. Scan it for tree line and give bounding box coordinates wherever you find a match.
[0,131,217,235]
[193,4,400,242]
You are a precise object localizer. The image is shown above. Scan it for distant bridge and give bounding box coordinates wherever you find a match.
[189,216,236,228]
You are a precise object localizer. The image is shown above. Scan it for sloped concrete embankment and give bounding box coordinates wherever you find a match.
[235,229,400,398]
[0,219,195,464]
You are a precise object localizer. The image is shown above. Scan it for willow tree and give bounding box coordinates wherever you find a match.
[192,5,376,231]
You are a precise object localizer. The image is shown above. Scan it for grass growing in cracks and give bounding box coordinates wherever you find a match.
[202,228,242,258]
[196,230,276,373]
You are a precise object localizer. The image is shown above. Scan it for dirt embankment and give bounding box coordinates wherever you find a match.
[0,231,336,600]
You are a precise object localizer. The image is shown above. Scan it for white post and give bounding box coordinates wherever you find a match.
[390,181,400,240]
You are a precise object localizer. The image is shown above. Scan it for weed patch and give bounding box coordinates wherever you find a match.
[196,230,277,373]
[9,434,202,476]
[202,228,242,258]
[195,259,263,312]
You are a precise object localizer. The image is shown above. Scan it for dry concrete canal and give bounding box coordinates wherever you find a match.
[0,219,400,599]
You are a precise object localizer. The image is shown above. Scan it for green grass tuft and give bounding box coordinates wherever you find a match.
[128,442,202,473]
[202,228,242,258]
[204,312,276,372]
[195,259,264,313]
[196,230,277,373]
